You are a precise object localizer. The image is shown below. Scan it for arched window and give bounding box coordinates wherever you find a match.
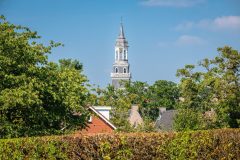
[115,67,118,73]
[116,51,118,60]
[123,68,126,73]
[123,52,126,60]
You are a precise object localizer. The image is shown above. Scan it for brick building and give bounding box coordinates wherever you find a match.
[79,106,116,134]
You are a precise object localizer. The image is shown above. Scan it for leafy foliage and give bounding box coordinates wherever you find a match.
[93,80,179,132]
[0,16,89,138]
[174,109,203,131]
[148,80,179,109]
[0,136,69,159]
[94,85,134,132]
[0,129,239,159]
[175,46,240,131]
[141,80,179,121]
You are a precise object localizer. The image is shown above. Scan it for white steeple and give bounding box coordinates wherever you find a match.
[115,22,128,62]
[111,21,131,89]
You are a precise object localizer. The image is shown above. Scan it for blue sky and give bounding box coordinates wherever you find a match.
[1,0,240,87]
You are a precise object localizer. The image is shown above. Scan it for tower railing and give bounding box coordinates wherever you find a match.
[111,73,131,78]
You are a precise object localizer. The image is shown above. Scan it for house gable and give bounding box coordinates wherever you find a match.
[78,106,116,134]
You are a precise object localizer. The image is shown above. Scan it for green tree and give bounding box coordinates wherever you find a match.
[124,81,149,105]
[94,85,134,132]
[173,109,203,131]
[174,46,240,131]
[148,80,179,109]
[94,80,179,131]
[123,81,157,121]
[130,80,179,121]
[0,16,89,138]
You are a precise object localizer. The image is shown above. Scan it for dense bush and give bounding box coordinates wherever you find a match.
[0,136,69,159]
[0,129,239,159]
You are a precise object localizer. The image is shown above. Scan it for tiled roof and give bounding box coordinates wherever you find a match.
[155,110,177,131]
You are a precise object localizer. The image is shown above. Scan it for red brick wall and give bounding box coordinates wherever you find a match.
[79,115,114,134]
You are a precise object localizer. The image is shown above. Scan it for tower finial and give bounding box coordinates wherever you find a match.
[119,17,125,38]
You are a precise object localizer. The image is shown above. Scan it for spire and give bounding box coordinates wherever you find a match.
[116,18,128,47]
[119,18,125,39]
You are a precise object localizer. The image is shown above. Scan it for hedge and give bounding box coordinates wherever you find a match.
[0,129,239,160]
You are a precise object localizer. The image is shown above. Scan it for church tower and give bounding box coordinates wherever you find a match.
[110,22,131,89]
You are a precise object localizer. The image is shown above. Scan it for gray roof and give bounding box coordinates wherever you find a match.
[155,110,177,131]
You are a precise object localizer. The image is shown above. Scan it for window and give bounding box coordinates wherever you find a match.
[116,51,118,60]
[115,67,118,73]
[124,52,126,60]
[124,68,126,73]
[119,48,123,53]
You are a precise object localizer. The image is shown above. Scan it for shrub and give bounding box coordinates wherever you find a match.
[0,136,69,159]
[165,129,240,159]
[0,129,239,159]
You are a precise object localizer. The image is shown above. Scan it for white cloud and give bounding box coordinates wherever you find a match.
[213,16,240,30]
[175,16,240,31]
[141,0,205,7]
[158,35,205,48]
[175,35,205,46]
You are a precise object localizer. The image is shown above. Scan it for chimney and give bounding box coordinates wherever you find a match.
[131,105,139,112]
[159,107,166,115]
[128,105,143,127]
